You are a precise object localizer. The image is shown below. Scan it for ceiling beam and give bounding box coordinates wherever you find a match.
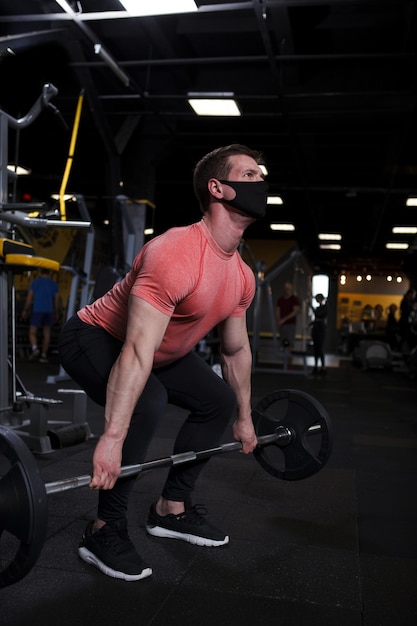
[0,0,407,23]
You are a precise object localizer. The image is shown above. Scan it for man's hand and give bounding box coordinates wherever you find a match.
[89,434,124,490]
[232,418,258,454]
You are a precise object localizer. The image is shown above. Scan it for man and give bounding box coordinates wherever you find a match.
[399,288,416,351]
[276,281,300,352]
[310,293,327,375]
[21,268,60,363]
[58,144,268,582]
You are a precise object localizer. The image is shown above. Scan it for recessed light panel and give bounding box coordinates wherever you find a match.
[119,1,197,17]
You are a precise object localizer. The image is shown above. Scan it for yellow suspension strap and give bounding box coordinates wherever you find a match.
[59,90,84,221]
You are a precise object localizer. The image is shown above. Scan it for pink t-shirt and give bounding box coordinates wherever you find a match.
[78,220,255,367]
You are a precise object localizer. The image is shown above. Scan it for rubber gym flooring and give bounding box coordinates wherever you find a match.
[1,352,416,626]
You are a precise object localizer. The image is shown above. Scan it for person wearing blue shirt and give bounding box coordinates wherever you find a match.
[22,268,60,363]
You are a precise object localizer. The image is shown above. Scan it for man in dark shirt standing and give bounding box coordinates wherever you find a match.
[276,282,300,358]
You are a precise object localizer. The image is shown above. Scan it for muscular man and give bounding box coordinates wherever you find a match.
[58,144,268,582]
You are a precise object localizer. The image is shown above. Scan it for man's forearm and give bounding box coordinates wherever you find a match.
[103,347,153,442]
[220,344,253,421]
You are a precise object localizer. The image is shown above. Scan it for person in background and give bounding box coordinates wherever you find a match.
[408,300,417,349]
[21,268,60,363]
[399,288,416,352]
[276,282,300,357]
[338,316,351,355]
[310,293,328,375]
[385,303,400,351]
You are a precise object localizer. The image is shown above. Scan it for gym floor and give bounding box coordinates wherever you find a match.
[1,352,416,626]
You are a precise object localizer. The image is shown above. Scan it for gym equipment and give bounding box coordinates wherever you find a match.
[1,84,60,419]
[0,388,332,588]
[252,389,332,480]
[46,194,96,385]
[46,423,90,449]
[0,219,92,453]
[0,84,92,452]
[248,248,312,376]
[353,340,393,371]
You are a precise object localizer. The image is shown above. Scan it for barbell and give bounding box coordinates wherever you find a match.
[0,388,333,589]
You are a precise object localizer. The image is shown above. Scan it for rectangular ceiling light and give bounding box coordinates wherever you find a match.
[392,226,417,234]
[318,233,342,241]
[320,244,341,250]
[270,223,295,231]
[406,197,417,206]
[119,0,197,17]
[55,0,73,14]
[386,242,409,249]
[267,196,283,205]
[188,98,241,117]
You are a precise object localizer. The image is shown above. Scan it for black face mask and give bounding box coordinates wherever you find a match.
[218,180,269,219]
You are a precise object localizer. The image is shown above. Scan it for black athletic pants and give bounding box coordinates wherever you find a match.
[311,321,326,367]
[58,315,237,523]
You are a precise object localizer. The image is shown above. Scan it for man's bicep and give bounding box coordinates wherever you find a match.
[217,315,249,355]
[126,295,171,352]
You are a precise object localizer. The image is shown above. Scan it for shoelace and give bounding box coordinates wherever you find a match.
[98,526,135,555]
[178,504,208,526]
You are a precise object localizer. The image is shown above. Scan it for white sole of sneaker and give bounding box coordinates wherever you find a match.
[78,547,152,581]
[145,525,229,547]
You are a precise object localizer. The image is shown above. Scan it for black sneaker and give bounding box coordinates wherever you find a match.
[78,519,152,581]
[145,503,229,547]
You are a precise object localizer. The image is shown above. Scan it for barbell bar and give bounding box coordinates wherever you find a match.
[45,426,320,495]
[0,388,333,588]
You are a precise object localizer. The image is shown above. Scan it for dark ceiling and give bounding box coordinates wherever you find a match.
[1,0,417,278]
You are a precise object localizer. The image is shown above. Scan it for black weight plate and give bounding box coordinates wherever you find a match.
[0,426,48,587]
[252,389,333,481]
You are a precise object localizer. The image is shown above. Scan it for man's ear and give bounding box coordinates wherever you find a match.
[208,178,223,198]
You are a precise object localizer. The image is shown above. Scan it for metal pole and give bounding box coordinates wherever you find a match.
[0,114,9,414]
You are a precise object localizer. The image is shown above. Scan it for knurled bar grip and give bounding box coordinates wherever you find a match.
[45,425,320,495]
